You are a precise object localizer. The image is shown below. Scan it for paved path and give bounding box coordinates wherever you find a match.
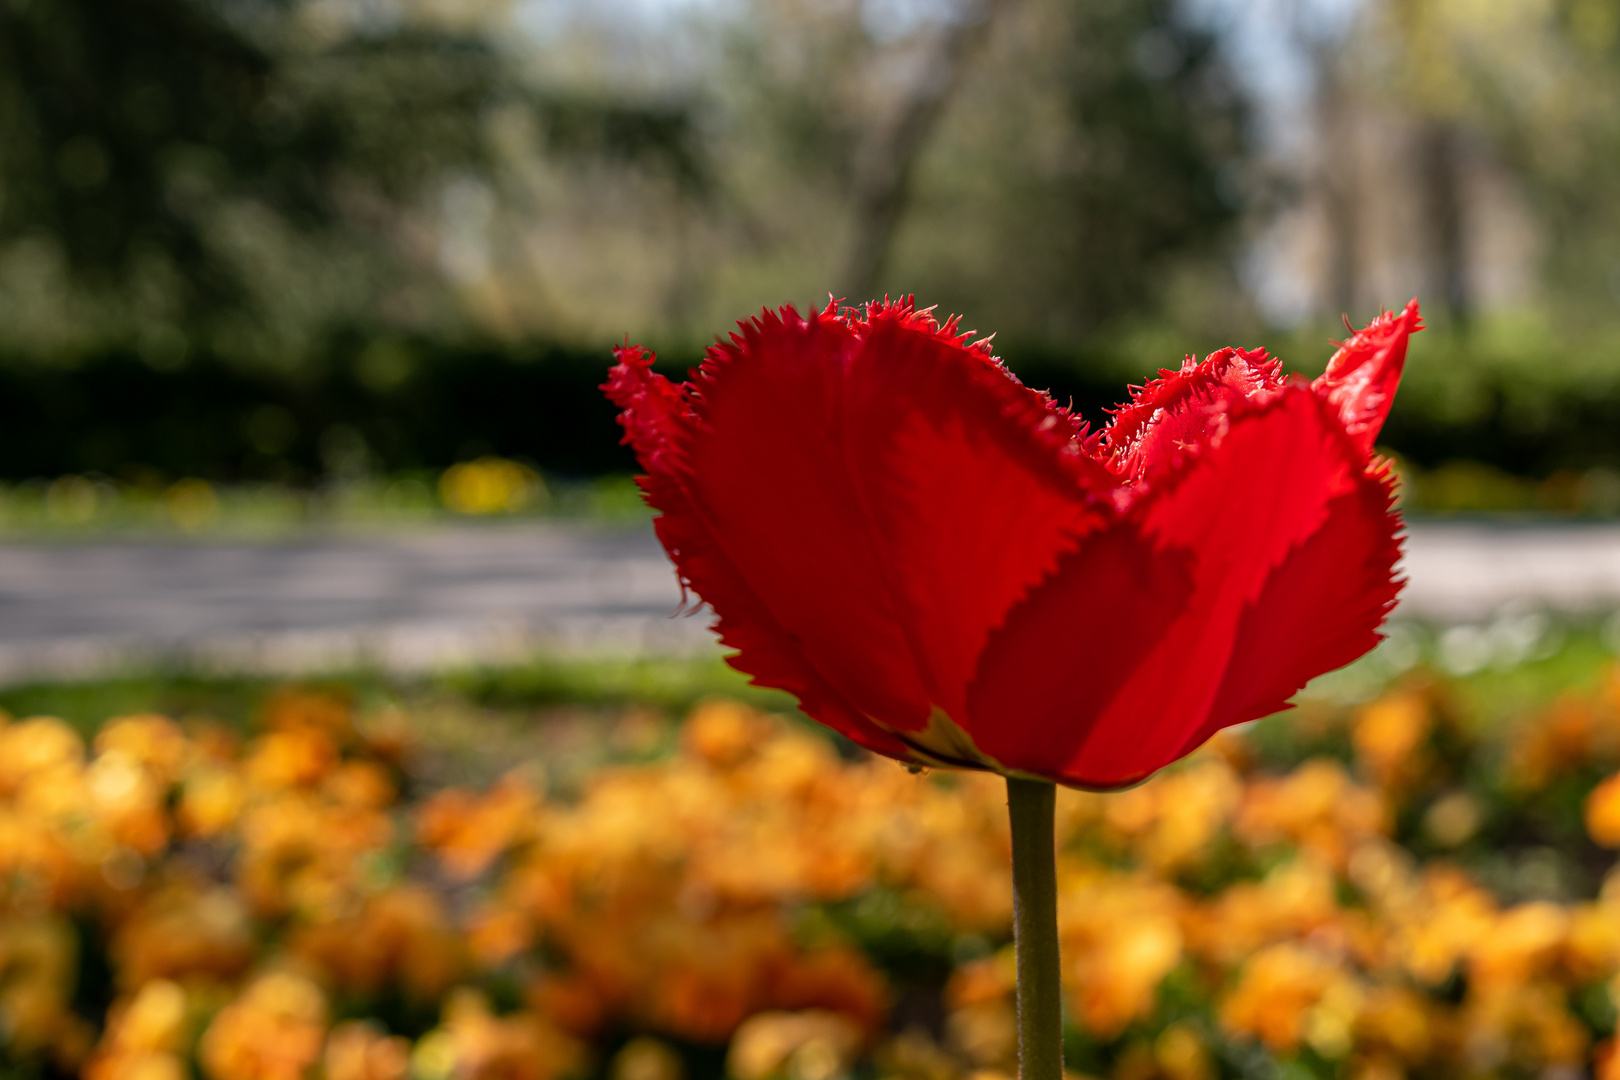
[1400,522,1620,623]
[0,525,706,683]
[0,520,1618,682]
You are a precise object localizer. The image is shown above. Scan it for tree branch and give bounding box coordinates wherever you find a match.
[840,0,1012,301]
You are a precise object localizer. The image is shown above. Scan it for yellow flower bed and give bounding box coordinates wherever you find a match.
[6,672,1620,1080]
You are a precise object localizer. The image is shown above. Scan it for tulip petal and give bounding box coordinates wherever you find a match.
[1103,347,1285,481]
[612,301,1110,757]
[961,525,1195,780]
[969,387,1400,788]
[604,344,916,760]
[1187,463,1402,751]
[1312,300,1423,457]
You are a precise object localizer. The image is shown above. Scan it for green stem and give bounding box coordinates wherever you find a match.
[1007,776,1062,1080]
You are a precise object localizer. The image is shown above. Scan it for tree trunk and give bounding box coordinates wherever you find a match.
[840,0,1012,302]
[1418,119,1470,330]
[1315,46,1361,322]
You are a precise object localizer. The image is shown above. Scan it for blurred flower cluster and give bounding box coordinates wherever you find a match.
[0,465,647,536]
[437,458,545,516]
[10,670,1620,1079]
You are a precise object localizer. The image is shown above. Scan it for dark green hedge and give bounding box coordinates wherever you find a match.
[0,340,636,483]
[4,335,1618,483]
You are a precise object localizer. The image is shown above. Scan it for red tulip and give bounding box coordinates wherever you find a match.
[604,298,1421,790]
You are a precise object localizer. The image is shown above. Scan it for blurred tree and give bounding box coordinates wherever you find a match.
[839,0,1013,301]
[1365,0,1620,329]
[706,0,1252,347]
[0,0,709,363]
[892,0,1251,343]
[1288,3,1364,322]
[0,0,476,361]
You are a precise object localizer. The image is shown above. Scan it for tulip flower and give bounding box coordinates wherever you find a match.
[605,297,1418,786]
[604,296,1421,1080]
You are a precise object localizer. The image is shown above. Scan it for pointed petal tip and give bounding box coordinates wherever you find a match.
[1401,296,1425,331]
[1312,299,1424,458]
[607,339,652,368]
[604,342,691,472]
[602,341,657,410]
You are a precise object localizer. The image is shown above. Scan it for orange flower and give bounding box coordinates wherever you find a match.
[291,886,466,1001]
[682,700,774,769]
[412,989,583,1080]
[467,902,535,969]
[0,914,93,1067]
[1056,869,1184,1038]
[96,715,193,785]
[1587,773,1620,847]
[236,791,394,919]
[244,729,339,790]
[10,677,1620,1080]
[84,980,191,1080]
[1566,902,1620,982]
[86,749,170,855]
[325,1021,412,1080]
[1596,1035,1620,1080]
[1234,759,1387,869]
[0,716,84,796]
[769,946,889,1040]
[198,972,328,1080]
[944,948,1018,1073]
[111,884,255,989]
[1219,943,1356,1055]
[179,766,247,838]
[727,1011,862,1080]
[1185,858,1341,969]
[1352,691,1432,792]
[1505,696,1606,790]
[259,688,356,741]
[1094,757,1241,872]
[1468,903,1569,992]
[417,774,543,880]
[1353,986,1433,1067]
[1460,982,1587,1070]
[1388,866,1498,986]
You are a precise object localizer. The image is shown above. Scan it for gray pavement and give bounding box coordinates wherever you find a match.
[0,524,710,683]
[1,520,1619,683]
[1400,521,1620,623]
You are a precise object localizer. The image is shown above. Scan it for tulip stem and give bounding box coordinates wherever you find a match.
[1007,776,1062,1080]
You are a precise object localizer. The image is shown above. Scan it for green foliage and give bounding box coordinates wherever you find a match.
[1365,0,1620,326]
[719,0,1252,344]
[0,0,493,356]
[910,0,1249,340]
[0,0,711,362]
[442,653,794,715]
